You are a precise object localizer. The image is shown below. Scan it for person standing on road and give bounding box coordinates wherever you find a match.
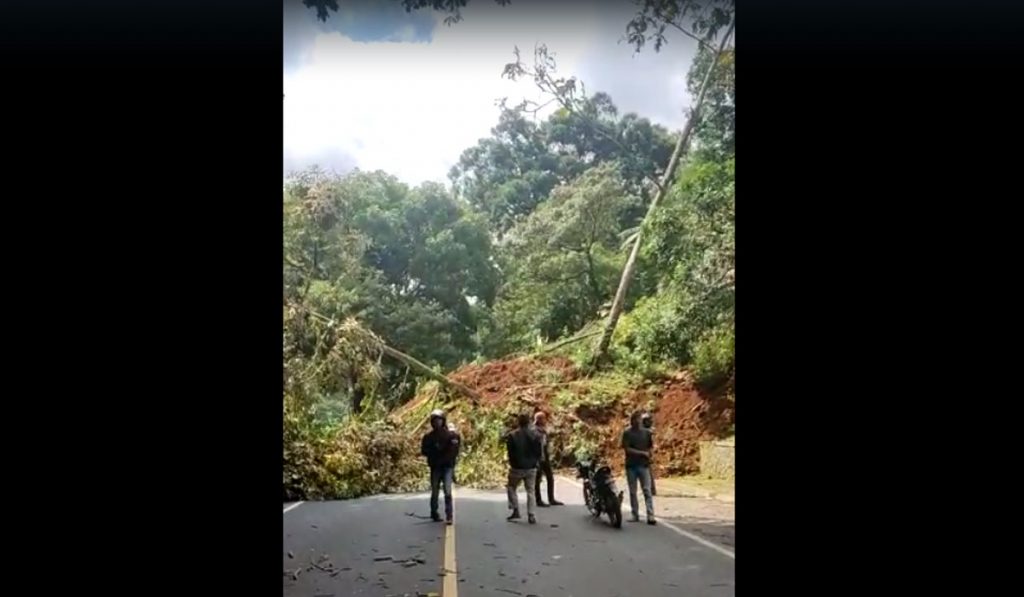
[421,409,461,525]
[622,411,656,525]
[642,412,656,497]
[499,414,517,512]
[533,412,564,507]
[505,413,543,524]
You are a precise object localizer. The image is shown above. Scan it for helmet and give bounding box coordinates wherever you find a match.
[429,409,445,421]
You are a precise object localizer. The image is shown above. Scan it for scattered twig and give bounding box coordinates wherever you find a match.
[309,556,335,573]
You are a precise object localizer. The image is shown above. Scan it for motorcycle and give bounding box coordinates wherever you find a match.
[575,459,623,528]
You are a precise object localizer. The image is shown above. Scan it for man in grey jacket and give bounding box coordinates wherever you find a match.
[505,413,543,524]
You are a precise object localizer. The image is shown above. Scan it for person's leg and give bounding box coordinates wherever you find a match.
[506,471,515,510]
[430,468,442,520]
[524,468,537,522]
[535,467,546,506]
[507,469,521,519]
[543,461,561,504]
[442,466,454,522]
[626,466,640,521]
[639,466,655,522]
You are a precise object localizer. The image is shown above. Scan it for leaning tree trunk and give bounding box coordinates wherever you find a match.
[594,20,735,363]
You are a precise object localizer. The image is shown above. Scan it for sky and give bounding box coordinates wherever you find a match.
[283,0,700,186]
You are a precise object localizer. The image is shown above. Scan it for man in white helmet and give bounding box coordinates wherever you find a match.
[421,409,461,524]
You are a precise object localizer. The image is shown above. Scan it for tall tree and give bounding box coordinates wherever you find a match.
[450,99,673,235]
[481,163,635,354]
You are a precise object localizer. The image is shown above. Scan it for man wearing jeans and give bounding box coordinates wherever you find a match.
[622,411,656,525]
[505,413,542,524]
[421,409,461,524]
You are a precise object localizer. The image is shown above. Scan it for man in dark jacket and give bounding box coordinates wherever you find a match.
[622,411,656,525]
[533,412,564,507]
[505,413,542,524]
[421,409,461,524]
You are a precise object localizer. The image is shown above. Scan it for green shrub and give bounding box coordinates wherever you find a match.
[691,323,734,387]
[283,405,426,501]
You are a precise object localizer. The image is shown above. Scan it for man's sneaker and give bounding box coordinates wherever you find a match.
[507,510,521,521]
[537,500,550,508]
[528,514,537,524]
[431,513,442,522]
[647,518,657,526]
[550,500,565,506]
[630,514,641,523]
[446,518,453,526]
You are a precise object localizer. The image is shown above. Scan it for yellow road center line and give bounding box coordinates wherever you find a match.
[443,500,458,597]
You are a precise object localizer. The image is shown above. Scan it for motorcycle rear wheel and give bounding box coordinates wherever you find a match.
[606,495,622,528]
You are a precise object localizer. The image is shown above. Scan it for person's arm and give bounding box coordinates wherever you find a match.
[421,434,431,458]
[451,432,462,460]
[504,431,515,463]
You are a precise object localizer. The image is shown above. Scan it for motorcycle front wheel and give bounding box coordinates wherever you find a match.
[583,484,599,516]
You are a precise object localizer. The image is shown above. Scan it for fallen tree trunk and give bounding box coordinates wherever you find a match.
[541,330,603,353]
[289,302,481,404]
[380,344,482,404]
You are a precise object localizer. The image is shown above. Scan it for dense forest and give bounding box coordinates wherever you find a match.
[284,0,734,500]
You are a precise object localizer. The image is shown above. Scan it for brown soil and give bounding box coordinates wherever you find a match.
[448,355,581,406]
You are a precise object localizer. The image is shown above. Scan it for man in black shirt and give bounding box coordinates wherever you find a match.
[622,411,656,525]
[421,409,461,524]
[505,413,542,524]
[533,411,564,507]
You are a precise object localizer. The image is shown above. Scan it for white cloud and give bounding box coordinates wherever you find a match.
[283,2,700,187]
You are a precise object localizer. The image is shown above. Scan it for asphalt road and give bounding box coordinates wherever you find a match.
[283,477,734,597]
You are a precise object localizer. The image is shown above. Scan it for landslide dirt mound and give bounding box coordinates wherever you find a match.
[395,356,734,476]
[390,355,582,426]
[448,355,581,405]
